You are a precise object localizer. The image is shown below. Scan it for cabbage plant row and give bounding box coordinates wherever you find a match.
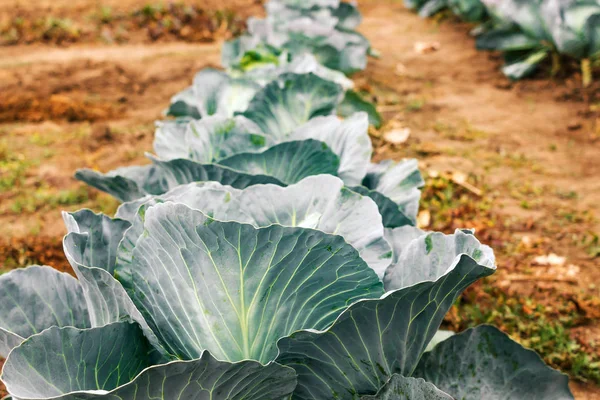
[406,0,600,84]
[0,1,576,399]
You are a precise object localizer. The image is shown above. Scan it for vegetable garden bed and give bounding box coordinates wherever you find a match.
[0,0,599,398]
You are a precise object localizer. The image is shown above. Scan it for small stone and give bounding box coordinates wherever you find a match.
[383,127,410,144]
[414,41,440,54]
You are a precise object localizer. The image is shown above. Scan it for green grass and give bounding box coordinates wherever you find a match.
[405,98,425,112]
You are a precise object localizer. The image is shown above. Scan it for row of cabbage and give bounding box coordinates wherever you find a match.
[407,0,600,84]
[0,1,575,399]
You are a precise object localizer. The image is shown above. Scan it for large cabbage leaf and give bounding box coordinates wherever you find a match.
[154,117,268,163]
[287,113,371,185]
[239,73,344,137]
[115,203,384,362]
[116,175,392,278]
[167,68,261,119]
[0,266,90,358]
[154,113,371,186]
[351,159,424,226]
[276,230,496,399]
[1,322,297,400]
[75,158,284,202]
[361,375,452,400]
[217,139,340,185]
[414,325,574,400]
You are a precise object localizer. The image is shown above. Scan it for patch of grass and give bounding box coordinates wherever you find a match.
[433,120,488,142]
[0,143,32,192]
[93,193,120,216]
[405,98,425,112]
[7,186,89,214]
[98,6,114,24]
[420,173,495,234]
[447,284,600,384]
[29,132,56,146]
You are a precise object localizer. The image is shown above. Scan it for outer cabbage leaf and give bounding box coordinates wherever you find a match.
[352,187,415,228]
[2,322,152,399]
[153,119,191,163]
[217,139,340,185]
[361,375,453,400]
[166,87,201,119]
[476,28,543,52]
[268,0,339,10]
[351,159,424,226]
[0,266,90,358]
[332,2,363,30]
[76,157,284,202]
[61,209,169,356]
[337,90,382,129]
[234,53,354,90]
[116,175,392,278]
[545,1,600,59]
[362,160,424,220]
[447,0,487,22]
[2,322,297,400]
[414,325,574,400]
[120,203,384,363]
[239,73,344,138]
[384,229,495,290]
[276,231,495,399]
[288,113,371,186]
[154,116,269,163]
[62,209,131,274]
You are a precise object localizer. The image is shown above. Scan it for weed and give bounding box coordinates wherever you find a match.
[405,98,425,112]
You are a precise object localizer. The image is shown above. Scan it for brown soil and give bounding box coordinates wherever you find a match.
[0,0,599,398]
[0,0,260,46]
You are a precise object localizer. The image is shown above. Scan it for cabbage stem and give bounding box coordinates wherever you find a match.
[582,58,592,88]
[551,52,561,77]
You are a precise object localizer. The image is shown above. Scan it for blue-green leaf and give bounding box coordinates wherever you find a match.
[414,325,574,400]
[351,187,415,228]
[384,229,495,291]
[288,113,371,186]
[2,322,151,399]
[2,322,296,399]
[240,73,344,138]
[154,116,268,163]
[361,375,453,400]
[62,209,131,274]
[218,139,340,185]
[76,157,284,202]
[276,239,495,399]
[116,175,392,278]
[0,266,90,358]
[121,203,384,362]
[337,90,382,129]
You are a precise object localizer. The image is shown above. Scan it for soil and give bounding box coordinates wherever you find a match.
[0,0,599,398]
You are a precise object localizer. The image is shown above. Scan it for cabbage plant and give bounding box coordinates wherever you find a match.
[405,0,487,21]
[222,2,371,75]
[478,0,600,82]
[0,183,574,399]
[77,112,422,224]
